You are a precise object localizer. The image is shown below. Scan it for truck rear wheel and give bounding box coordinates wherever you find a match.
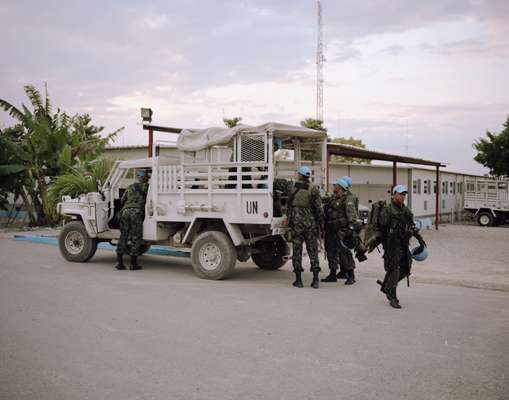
[251,236,289,270]
[191,231,237,280]
[477,212,494,227]
[59,221,98,262]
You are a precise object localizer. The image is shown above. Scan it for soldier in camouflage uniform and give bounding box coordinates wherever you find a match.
[115,169,150,271]
[285,166,324,289]
[337,176,367,285]
[374,185,426,308]
[321,178,359,285]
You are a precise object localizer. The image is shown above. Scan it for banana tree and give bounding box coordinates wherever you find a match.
[0,84,122,225]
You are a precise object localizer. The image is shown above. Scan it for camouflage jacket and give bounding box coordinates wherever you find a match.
[121,182,148,210]
[323,192,357,231]
[378,201,423,252]
[287,180,324,234]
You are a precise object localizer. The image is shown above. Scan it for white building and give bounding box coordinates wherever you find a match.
[329,163,478,222]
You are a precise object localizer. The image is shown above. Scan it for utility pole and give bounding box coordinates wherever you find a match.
[316,0,325,122]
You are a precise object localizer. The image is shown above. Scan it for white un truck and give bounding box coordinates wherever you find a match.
[464,177,509,226]
[57,122,327,279]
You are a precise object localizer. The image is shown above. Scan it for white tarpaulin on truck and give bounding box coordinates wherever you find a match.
[176,122,325,152]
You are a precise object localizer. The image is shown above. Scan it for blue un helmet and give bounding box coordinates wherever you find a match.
[341,176,352,188]
[333,178,349,190]
[392,184,408,194]
[298,166,312,177]
[411,245,428,262]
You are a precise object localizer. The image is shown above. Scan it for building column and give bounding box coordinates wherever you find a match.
[148,129,153,158]
[435,165,440,230]
[392,161,397,188]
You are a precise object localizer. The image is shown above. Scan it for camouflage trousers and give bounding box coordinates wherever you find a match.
[324,230,339,272]
[117,208,144,256]
[292,229,321,273]
[381,248,412,292]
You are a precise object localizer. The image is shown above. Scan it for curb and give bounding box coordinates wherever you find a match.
[13,235,190,258]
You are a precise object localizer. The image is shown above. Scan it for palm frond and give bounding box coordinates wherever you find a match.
[48,172,97,208]
[0,136,31,162]
[0,164,26,176]
[90,158,114,183]
[0,98,25,122]
[24,85,44,115]
[44,82,51,115]
[104,127,124,143]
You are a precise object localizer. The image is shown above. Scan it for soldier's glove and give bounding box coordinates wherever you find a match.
[418,238,427,248]
[355,251,368,263]
[365,237,380,253]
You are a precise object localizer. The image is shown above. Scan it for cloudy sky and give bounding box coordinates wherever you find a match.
[1,0,508,174]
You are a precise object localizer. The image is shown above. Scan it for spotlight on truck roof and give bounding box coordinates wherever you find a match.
[140,108,153,123]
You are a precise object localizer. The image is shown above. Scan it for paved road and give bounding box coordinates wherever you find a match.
[1,238,508,400]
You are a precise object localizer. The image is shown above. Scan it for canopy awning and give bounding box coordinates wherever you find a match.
[327,143,445,167]
[175,122,325,152]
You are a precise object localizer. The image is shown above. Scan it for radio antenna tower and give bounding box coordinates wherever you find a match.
[316,0,325,122]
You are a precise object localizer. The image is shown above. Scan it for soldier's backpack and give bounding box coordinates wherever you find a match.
[364,200,387,252]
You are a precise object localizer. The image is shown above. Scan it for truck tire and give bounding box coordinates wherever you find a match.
[191,231,237,280]
[477,212,494,227]
[251,236,288,270]
[59,221,98,262]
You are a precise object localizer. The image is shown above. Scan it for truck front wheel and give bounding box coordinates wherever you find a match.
[191,231,237,280]
[59,221,98,262]
[251,236,289,270]
[477,212,494,227]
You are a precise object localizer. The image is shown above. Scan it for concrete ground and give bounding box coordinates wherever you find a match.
[0,224,508,400]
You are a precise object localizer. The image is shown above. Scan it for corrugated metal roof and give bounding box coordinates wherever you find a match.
[327,143,446,167]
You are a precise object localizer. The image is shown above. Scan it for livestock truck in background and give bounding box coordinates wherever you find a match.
[464,178,509,226]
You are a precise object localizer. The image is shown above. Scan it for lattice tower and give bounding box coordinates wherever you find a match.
[316,0,325,122]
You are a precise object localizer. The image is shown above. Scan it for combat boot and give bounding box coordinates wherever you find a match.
[115,253,126,270]
[336,270,347,280]
[321,269,337,282]
[389,298,402,309]
[129,256,142,271]
[355,251,367,263]
[388,288,402,308]
[345,270,355,285]
[311,271,320,289]
[292,272,303,288]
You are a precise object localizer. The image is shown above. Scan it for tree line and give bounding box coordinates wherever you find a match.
[1,84,507,227]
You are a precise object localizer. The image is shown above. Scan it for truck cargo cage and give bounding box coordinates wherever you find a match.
[464,178,509,226]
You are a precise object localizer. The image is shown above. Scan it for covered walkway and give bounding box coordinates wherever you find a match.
[327,143,446,229]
